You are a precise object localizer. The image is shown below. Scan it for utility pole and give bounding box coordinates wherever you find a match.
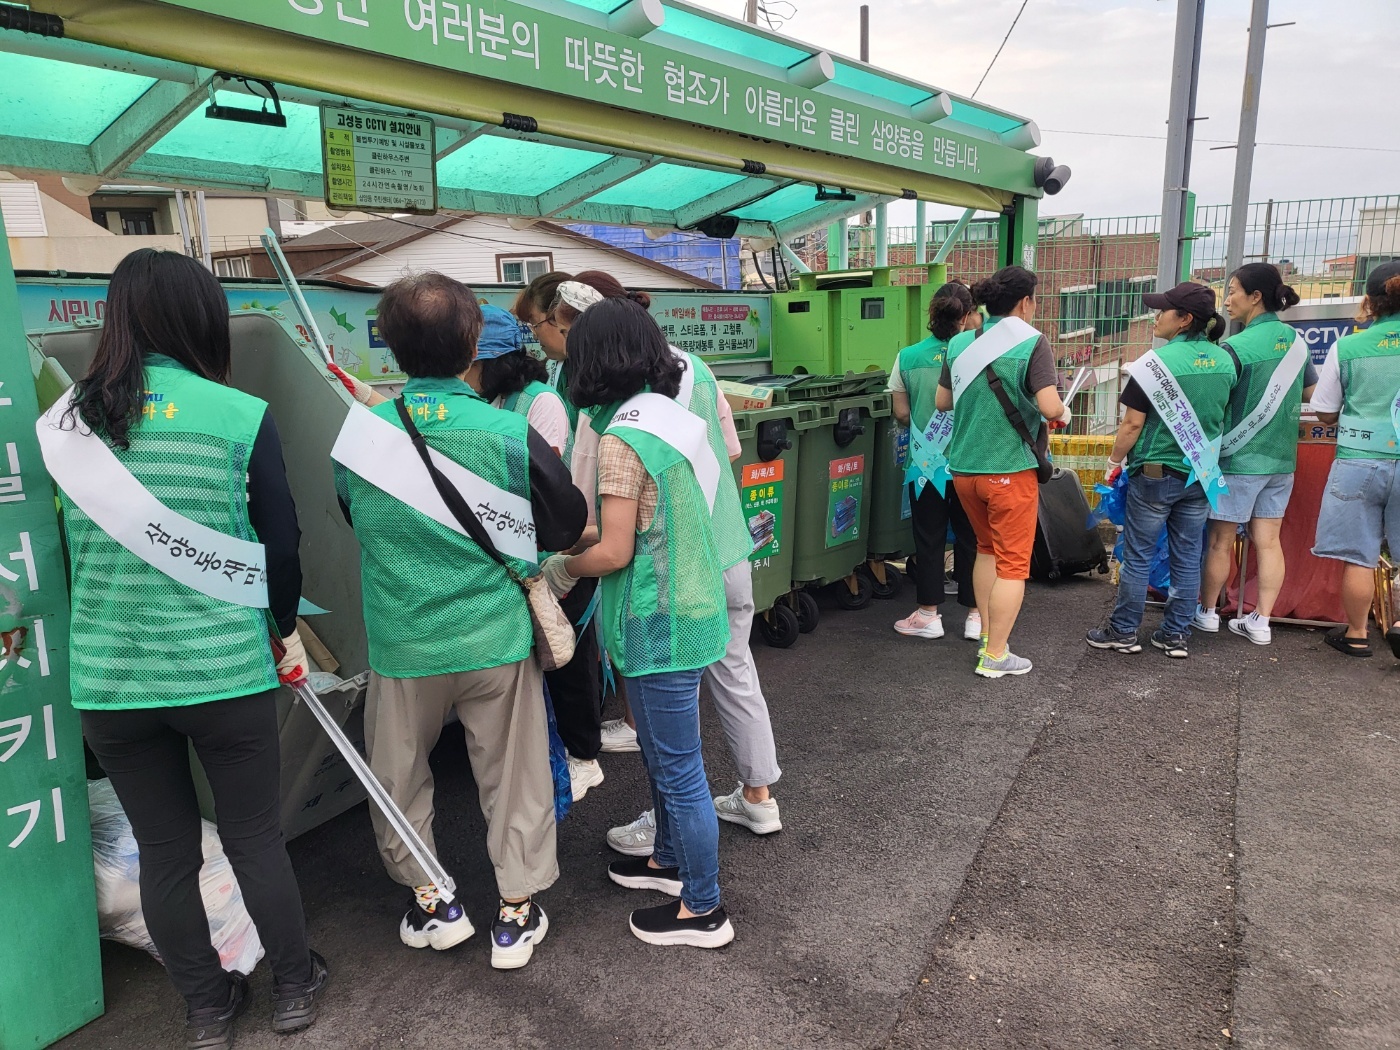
[1156,0,1205,301]
[1223,0,1272,310]
[743,0,757,23]
[860,5,874,229]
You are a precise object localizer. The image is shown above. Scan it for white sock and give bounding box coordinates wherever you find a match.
[1249,611,1269,626]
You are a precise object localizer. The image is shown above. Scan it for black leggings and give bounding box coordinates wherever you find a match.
[908,480,977,608]
[546,575,603,760]
[82,690,312,1013]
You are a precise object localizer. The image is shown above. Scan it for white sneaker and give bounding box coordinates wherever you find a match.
[713,783,783,835]
[1192,605,1220,633]
[893,608,944,639]
[963,610,983,641]
[568,756,604,801]
[607,809,656,856]
[599,718,640,753]
[1228,614,1272,646]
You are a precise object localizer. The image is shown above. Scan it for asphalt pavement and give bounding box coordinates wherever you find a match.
[56,574,1400,1050]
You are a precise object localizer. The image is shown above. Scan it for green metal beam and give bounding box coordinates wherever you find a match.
[772,194,893,239]
[0,136,96,176]
[124,153,323,196]
[672,176,791,229]
[89,74,213,177]
[535,155,661,217]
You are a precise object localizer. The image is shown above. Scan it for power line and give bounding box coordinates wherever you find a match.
[972,0,1030,99]
[1042,128,1400,154]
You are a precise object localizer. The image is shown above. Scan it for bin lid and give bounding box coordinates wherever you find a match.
[739,372,888,402]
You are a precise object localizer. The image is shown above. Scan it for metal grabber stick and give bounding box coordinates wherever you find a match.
[271,654,457,904]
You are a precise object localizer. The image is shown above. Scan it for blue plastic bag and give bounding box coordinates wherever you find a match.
[541,682,572,824]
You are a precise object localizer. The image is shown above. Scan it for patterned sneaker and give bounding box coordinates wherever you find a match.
[975,649,1033,679]
[963,610,983,641]
[606,809,655,857]
[1228,613,1272,646]
[568,756,604,801]
[1151,630,1190,659]
[1192,605,1221,633]
[599,718,640,753]
[491,900,548,970]
[712,783,782,835]
[1086,625,1142,653]
[399,897,475,951]
[894,608,944,638]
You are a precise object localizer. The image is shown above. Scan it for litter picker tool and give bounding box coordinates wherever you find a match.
[260,227,333,366]
[270,637,457,903]
[1063,365,1092,405]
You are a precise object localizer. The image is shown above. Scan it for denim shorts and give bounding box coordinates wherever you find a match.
[1312,457,1400,567]
[1208,472,1296,523]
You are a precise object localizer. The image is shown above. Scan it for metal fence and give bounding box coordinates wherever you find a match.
[815,194,1400,434]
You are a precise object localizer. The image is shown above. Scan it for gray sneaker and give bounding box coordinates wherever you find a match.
[975,649,1033,679]
[606,809,655,857]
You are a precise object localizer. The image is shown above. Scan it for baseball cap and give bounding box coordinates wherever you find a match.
[1366,260,1400,298]
[475,304,530,360]
[1141,281,1217,319]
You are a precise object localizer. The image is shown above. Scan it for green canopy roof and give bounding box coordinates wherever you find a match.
[1,0,1050,238]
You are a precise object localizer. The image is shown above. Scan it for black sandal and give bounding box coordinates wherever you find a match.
[1325,627,1372,658]
[1386,627,1400,660]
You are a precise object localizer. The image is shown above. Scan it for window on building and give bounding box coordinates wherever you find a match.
[1125,275,1157,320]
[498,255,552,284]
[0,181,48,237]
[1058,284,1096,339]
[93,207,158,236]
[214,256,251,278]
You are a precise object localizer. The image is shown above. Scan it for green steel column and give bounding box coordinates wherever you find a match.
[998,195,1040,271]
[1179,190,1197,283]
[914,201,927,264]
[874,204,889,268]
[826,222,842,271]
[836,218,850,271]
[0,200,104,1045]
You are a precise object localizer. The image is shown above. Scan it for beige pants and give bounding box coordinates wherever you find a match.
[364,658,559,900]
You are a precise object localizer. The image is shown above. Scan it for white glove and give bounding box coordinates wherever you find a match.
[328,363,379,406]
[1050,404,1073,430]
[540,554,578,599]
[276,630,310,684]
[1105,457,1124,483]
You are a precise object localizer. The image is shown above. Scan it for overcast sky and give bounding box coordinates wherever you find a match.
[688,0,1397,223]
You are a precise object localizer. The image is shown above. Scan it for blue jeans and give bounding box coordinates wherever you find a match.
[626,669,721,914]
[1110,471,1210,638]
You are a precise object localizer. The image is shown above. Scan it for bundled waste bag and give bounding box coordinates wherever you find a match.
[89,779,265,974]
[1094,471,1193,595]
[542,682,572,824]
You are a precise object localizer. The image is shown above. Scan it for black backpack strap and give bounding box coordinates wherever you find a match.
[982,367,1054,481]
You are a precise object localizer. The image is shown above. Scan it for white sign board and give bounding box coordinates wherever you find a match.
[320,104,436,214]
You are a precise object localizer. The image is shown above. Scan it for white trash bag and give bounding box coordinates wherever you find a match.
[88,779,265,975]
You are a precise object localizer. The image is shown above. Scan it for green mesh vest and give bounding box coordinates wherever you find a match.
[594,412,729,676]
[334,376,535,678]
[678,351,751,569]
[499,379,552,418]
[1220,313,1306,475]
[945,319,1043,475]
[1335,313,1400,460]
[1131,335,1238,472]
[556,369,580,468]
[896,334,952,433]
[61,358,275,710]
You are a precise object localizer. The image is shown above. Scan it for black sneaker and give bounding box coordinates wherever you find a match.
[399,896,475,950]
[629,900,735,948]
[490,900,549,970]
[1086,625,1142,653]
[271,950,328,1035]
[1151,629,1189,659]
[608,856,682,896]
[185,971,249,1050]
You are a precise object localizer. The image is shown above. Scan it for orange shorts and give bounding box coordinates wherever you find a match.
[952,470,1040,580]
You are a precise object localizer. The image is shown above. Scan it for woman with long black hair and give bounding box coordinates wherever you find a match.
[36,249,326,1049]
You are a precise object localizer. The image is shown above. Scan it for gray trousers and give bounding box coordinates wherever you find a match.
[702,561,782,788]
[365,657,559,900]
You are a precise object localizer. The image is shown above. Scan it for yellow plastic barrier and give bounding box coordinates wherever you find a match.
[1050,435,1116,508]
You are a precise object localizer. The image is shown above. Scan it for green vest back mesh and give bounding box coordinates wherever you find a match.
[1336,314,1400,461]
[1131,335,1238,471]
[61,361,275,710]
[679,351,751,569]
[1220,314,1306,475]
[945,322,1042,475]
[557,372,579,468]
[335,377,535,678]
[897,334,952,434]
[598,421,729,676]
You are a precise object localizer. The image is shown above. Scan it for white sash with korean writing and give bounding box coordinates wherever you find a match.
[904,410,954,497]
[1220,332,1309,457]
[1336,385,1400,455]
[670,345,698,409]
[330,403,538,562]
[36,391,269,607]
[948,316,1039,407]
[1127,351,1230,510]
[607,392,719,511]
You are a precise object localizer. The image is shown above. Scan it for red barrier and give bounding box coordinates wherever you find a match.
[1227,436,1345,623]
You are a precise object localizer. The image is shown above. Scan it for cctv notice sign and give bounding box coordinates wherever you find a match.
[320,104,437,214]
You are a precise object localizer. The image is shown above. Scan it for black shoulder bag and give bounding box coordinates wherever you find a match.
[393,397,575,670]
[982,366,1055,484]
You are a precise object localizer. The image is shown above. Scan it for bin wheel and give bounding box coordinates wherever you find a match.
[861,561,904,600]
[794,590,821,633]
[758,604,800,648]
[834,572,874,611]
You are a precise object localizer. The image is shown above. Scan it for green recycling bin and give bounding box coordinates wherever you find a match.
[867,402,912,560]
[790,394,880,609]
[731,403,821,647]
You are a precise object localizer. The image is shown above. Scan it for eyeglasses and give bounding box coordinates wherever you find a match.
[528,317,567,336]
